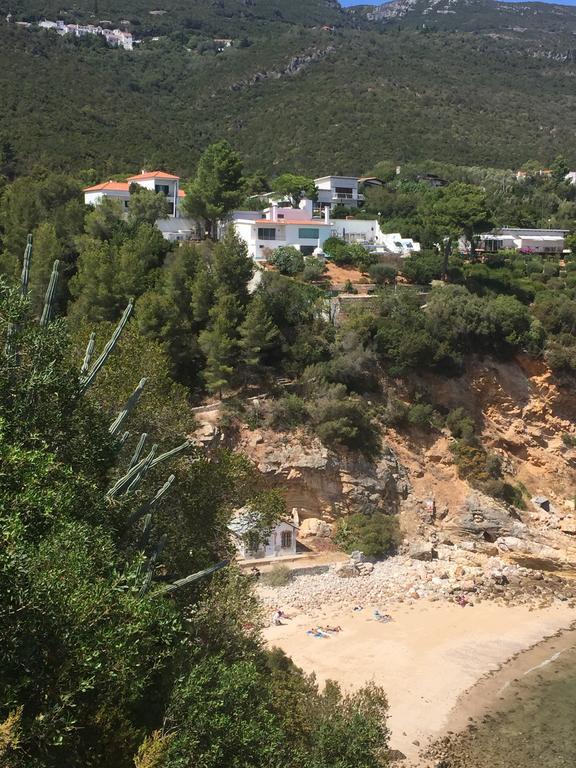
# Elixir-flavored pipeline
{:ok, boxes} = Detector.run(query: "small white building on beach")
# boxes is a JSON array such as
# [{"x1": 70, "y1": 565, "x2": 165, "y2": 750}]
[{"x1": 229, "y1": 508, "x2": 300, "y2": 560}]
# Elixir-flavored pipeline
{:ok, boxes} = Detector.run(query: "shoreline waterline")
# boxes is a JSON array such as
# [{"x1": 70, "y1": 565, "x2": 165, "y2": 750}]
[{"x1": 420, "y1": 622, "x2": 576, "y2": 767}]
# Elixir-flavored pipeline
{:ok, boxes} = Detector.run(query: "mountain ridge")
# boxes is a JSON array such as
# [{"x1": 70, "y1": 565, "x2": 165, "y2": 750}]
[{"x1": 2, "y1": 0, "x2": 576, "y2": 175}]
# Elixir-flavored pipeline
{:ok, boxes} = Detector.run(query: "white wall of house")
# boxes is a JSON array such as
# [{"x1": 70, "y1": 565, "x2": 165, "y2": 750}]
[
  {"x1": 233, "y1": 521, "x2": 298, "y2": 560},
  {"x1": 315, "y1": 175, "x2": 364, "y2": 209},
  {"x1": 84, "y1": 189, "x2": 130, "y2": 211}
]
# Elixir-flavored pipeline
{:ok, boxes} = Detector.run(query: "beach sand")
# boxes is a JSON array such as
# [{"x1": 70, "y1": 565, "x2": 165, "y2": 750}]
[{"x1": 262, "y1": 600, "x2": 575, "y2": 763}]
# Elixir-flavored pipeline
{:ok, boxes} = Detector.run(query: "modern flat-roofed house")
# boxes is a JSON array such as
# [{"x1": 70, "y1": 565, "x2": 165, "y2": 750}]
[
  {"x1": 478, "y1": 227, "x2": 569, "y2": 255},
  {"x1": 83, "y1": 170, "x2": 199, "y2": 242},
  {"x1": 330, "y1": 217, "x2": 420, "y2": 257},
  {"x1": 231, "y1": 203, "x2": 333, "y2": 261},
  {"x1": 314, "y1": 175, "x2": 365, "y2": 212}
]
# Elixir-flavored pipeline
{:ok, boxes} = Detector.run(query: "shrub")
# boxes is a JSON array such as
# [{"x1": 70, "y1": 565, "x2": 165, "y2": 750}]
[
  {"x1": 262, "y1": 565, "x2": 292, "y2": 587},
  {"x1": 406, "y1": 402, "x2": 437, "y2": 430},
  {"x1": 342, "y1": 280, "x2": 357, "y2": 294},
  {"x1": 482, "y1": 479, "x2": 525, "y2": 508},
  {"x1": 334, "y1": 513, "x2": 401, "y2": 559},
  {"x1": 445, "y1": 407, "x2": 475, "y2": 440},
  {"x1": 302, "y1": 255, "x2": 325, "y2": 283},
  {"x1": 379, "y1": 393, "x2": 409, "y2": 426},
  {"x1": 308, "y1": 385, "x2": 380, "y2": 456},
  {"x1": 368, "y1": 263, "x2": 397, "y2": 285},
  {"x1": 269, "y1": 246, "x2": 304, "y2": 276},
  {"x1": 268, "y1": 395, "x2": 308, "y2": 430}
]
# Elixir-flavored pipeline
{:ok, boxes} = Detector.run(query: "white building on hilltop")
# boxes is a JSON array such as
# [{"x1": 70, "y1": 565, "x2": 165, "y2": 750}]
[{"x1": 83, "y1": 170, "x2": 199, "y2": 242}]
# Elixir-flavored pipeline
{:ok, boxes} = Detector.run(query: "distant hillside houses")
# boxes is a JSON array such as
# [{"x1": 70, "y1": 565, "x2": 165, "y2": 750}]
[
  {"x1": 35, "y1": 19, "x2": 134, "y2": 49},
  {"x1": 84, "y1": 169, "x2": 420, "y2": 256},
  {"x1": 234, "y1": 174, "x2": 420, "y2": 261}
]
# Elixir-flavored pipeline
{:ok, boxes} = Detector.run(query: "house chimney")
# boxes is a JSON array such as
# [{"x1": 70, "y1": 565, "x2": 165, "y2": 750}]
[
  {"x1": 324, "y1": 206, "x2": 330, "y2": 224},
  {"x1": 271, "y1": 202, "x2": 278, "y2": 222}
]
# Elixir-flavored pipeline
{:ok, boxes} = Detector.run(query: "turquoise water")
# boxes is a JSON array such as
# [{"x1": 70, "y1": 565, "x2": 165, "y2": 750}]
[{"x1": 448, "y1": 643, "x2": 576, "y2": 767}]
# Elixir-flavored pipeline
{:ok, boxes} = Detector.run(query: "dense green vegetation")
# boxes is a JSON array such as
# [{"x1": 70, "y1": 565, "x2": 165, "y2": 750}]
[
  {"x1": 0, "y1": 264, "x2": 391, "y2": 766},
  {"x1": 4, "y1": 0, "x2": 576, "y2": 175}
]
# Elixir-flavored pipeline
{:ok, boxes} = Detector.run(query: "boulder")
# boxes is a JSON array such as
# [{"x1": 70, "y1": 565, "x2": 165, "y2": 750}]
[
  {"x1": 560, "y1": 516, "x2": 576, "y2": 535},
  {"x1": 299, "y1": 518, "x2": 333, "y2": 538},
  {"x1": 409, "y1": 542, "x2": 437, "y2": 561},
  {"x1": 334, "y1": 561, "x2": 359, "y2": 578},
  {"x1": 458, "y1": 493, "x2": 526, "y2": 542}
]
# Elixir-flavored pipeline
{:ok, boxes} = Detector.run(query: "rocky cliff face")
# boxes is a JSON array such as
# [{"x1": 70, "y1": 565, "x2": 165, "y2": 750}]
[{"x1": 193, "y1": 357, "x2": 576, "y2": 567}]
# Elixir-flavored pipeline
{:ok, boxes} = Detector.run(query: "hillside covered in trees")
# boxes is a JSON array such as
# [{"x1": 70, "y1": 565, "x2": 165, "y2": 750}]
[{"x1": 2, "y1": 0, "x2": 576, "y2": 175}]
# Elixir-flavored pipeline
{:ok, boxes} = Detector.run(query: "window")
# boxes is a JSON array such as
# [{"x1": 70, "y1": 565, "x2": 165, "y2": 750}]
[
  {"x1": 280, "y1": 530, "x2": 292, "y2": 549},
  {"x1": 258, "y1": 228, "x2": 276, "y2": 241},
  {"x1": 298, "y1": 228, "x2": 320, "y2": 240},
  {"x1": 155, "y1": 184, "x2": 170, "y2": 196}
]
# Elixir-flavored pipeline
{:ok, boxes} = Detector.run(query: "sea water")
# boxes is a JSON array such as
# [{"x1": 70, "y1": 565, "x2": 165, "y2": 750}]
[{"x1": 449, "y1": 641, "x2": 576, "y2": 767}]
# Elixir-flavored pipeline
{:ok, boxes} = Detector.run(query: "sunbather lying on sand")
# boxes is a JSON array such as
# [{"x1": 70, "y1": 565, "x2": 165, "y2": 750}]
[{"x1": 374, "y1": 610, "x2": 393, "y2": 623}]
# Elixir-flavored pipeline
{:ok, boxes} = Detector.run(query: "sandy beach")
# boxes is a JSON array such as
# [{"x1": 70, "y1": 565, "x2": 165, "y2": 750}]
[{"x1": 262, "y1": 600, "x2": 575, "y2": 763}]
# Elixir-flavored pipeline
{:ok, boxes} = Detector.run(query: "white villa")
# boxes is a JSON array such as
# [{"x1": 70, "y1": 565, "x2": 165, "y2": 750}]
[
  {"x1": 229, "y1": 200, "x2": 420, "y2": 261},
  {"x1": 83, "y1": 170, "x2": 200, "y2": 242},
  {"x1": 230, "y1": 203, "x2": 333, "y2": 261},
  {"x1": 478, "y1": 227, "x2": 569, "y2": 255},
  {"x1": 229, "y1": 509, "x2": 299, "y2": 560}
]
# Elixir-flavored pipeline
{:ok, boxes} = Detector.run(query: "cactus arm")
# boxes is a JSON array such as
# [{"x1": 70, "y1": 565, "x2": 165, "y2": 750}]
[
  {"x1": 125, "y1": 475, "x2": 175, "y2": 528},
  {"x1": 79, "y1": 299, "x2": 133, "y2": 393},
  {"x1": 106, "y1": 444, "x2": 158, "y2": 498},
  {"x1": 129, "y1": 433, "x2": 148, "y2": 469},
  {"x1": 39, "y1": 260, "x2": 60, "y2": 326},
  {"x1": 139, "y1": 512, "x2": 153, "y2": 548},
  {"x1": 109, "y1": 377, "x2": 147, "y2": 436},
  {"x1": 149, "y1": 440, "x2": 192, "y2": 470},
  {"x1": 139, "y1": 534, "x2": 168, "y2": 596},
  {"x1": 160, "y1": 560, "x2": 229, "y2": 596},
  {"x1": 80, "y1": 332, "x2": 96, "y2": 377},
  {"x1": 119, "y1": 430, "x2": 130, "y2": 447},
  {"x1": 21, "y1": 234, "x2": 32, "y2": 297}
]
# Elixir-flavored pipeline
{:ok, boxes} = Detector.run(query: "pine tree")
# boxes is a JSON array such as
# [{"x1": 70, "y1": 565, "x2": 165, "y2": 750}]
[
  {"x1": 183, "y1": 141, "x2": 244, "y2": 239},
  {"x1": 212, "y1": 225, "x2": 253, "y2": 306},
  {"x1": 137, "y1": 244, "x2": 202, "y2": 386},
  {"x1": 117, "y1": 223, "x2": 168, "y2": 298},
  {"x1": 238, "y1": 295, "x2": 279, "y2": 382},
  {"x1": 69, "y1": 239, "x2": 122, "y2": 322},
  {"x1": 190, "y1": 262, "x2": 215, "y2": 325},
  {"x1": 198, "y1": 292, "x2": 241, "y2": 397}
]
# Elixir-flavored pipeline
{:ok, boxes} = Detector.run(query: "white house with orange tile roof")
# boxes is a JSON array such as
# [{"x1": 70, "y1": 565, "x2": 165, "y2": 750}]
[{"x1": 83, "y1": 170, "x2": 199, "y2": 242}]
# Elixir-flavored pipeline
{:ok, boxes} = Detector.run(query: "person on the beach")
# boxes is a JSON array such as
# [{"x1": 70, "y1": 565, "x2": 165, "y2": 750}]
[{"x1": 272, "y1": 610, "x2": 283, "y2": 625}]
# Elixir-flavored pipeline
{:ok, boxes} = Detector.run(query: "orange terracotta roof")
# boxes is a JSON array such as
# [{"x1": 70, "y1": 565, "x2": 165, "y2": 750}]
[
  {"x1": 178, "y1": 189, "x2": 186, "y2": 198},
  {"x1": 84, "y1": 181, "x2": 130, "y2": 192},
  {"x1": 126, "y1": 170, "x2": 180, "y2": 181},
  {"x1": 255, "y1": 219, "x2": 330, "y2": 226}
]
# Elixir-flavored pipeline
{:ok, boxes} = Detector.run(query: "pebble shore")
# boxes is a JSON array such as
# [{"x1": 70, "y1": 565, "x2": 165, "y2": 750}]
[{"x1": 259, "y1": 547, "x2": 576, "y2": 616}]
